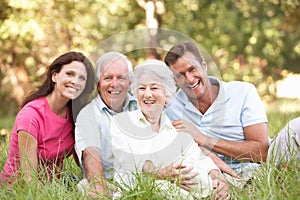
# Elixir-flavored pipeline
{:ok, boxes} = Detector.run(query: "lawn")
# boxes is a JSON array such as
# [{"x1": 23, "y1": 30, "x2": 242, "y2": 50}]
[{"x1": 0, "y1": 98, "x2": 299, "y2": 199}]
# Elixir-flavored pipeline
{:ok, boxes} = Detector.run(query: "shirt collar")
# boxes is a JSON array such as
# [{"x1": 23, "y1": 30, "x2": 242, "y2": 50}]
[
  {"x1": 136, "y1": 109, "x2": 173, "y2": 131},
  {"x1": 95, "y1": 93, "x2": 137, "y2": 115}
]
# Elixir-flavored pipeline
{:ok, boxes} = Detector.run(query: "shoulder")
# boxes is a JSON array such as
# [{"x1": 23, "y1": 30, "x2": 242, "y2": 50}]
[
  {"x1": 225, "y1": 81, "x2": 255, "y2": 90},
  {"x1": 223, "y1": 81, "x2": 258, "y2": 97},
  {"x1": 76, "y1": 98, "x2": 97, "y2": 123},
  {"x1": 18, "y1": 97, "x2": 46, "y2": 117}
]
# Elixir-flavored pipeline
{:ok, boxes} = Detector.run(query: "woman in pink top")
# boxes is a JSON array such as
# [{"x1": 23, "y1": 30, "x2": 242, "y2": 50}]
[{"x1": 0, "y1": 52, "x2": 94, "y2": 184}]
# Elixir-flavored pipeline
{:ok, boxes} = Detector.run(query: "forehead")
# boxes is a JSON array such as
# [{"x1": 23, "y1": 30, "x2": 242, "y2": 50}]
[
  {"x1": 170, "y1": 52, "x2": 199, "y2": 72},
  {"x1": 101, "y1": 58, "x2": 129, "y2": 75},
  {"x1": 62, "y1": 61, "x2": 86, "y2": 73},
  {"x1": 137, "y1": 72, "x2": 162, "y2": 84}
]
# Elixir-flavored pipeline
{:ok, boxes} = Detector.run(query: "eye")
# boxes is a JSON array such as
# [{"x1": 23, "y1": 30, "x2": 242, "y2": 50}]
[
  {"x1": 138, "y1": 86, "x2": 145, "y2": 90},
  {"x1": 175, "y1": 73, "x2": 183, "y2": 79},
  {"x1": 79, "y1": 75, "x2": 86, "y2": 81},
  {"x1": 189, "y1": 66, "x2": 197, "y2": 72},
  {"x1": 119, "y1": 75, "x2": 128, "y2": 80},
  {"x1": 104, "y1": 76, "x2": 112, "y2": 80}
]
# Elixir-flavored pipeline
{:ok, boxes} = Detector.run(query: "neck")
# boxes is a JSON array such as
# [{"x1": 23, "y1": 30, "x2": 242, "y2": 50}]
[
  {"x1": 192, "y1": 84, "x2": 219, "y2": 114},
  {"x1": 46, "y1": 93, "x2": 69, "y2": 118},
  {"x1": 145, "y1": 113, "x2": 161, "y2": 133}
]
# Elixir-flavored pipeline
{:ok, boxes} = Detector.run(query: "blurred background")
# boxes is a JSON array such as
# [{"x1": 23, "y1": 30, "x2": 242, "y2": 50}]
[{"x1": 0, "y1": 0, "x2": 299, "y2": 137}]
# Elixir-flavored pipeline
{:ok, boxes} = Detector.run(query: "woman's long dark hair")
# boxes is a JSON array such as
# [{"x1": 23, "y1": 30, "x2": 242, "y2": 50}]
[{"x1": 22, "y1": 51, "x2": 95, "y2": 121}]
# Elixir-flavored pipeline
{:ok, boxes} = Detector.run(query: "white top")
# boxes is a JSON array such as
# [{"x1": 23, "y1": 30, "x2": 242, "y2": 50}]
[{"x1": 111, "y1": 110, "x2": 219, "y2": 197}]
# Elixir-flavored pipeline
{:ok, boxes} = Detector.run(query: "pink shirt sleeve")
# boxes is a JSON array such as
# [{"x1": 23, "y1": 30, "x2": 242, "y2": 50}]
[{"x1": 15, "y1": 105, "x2": 40, "y2": 139}]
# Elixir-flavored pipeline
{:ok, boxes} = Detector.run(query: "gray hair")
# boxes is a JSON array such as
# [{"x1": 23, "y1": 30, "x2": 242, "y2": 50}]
[
  {"x1": 95, "y1": 51, "x2": 133, "y2": 84},
  {"x1": 132, "y1": 59, "x2": 177, "y2": 98}
]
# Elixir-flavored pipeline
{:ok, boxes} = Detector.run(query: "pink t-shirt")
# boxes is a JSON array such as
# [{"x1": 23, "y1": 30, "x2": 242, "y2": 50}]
[{"x1": 1, "y1": 97, "x2": 74, "y2": 183}]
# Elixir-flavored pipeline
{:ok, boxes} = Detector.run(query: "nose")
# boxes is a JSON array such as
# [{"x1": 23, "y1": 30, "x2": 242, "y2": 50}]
[
  {"x1": 71, "y1": 77, "x2": 80, "y2": 85},
  {"x1": 185, "y1": 72, "x2": 194, "y2": 83},
  {"x1": 110, "y1": 77, "x2": 118, "y2": 87},
  {"x1": 144, "y1": 87, "x2": 152, "y2": 98}
]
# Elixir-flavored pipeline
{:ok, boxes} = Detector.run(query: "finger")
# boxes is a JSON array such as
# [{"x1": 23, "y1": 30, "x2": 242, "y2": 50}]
[
  {"x1": 181, "y1": 179, "x2": 199, "y2": 185},
  {"x1": 220, "y1": 166, "x2": 239, "y2": 179},
  {"x1": 180, "y1": 171, "x2": 198, "y2": 182},
  {"x1": 172, "y1": 162, "x2": 187, "y2": 170},
  {"x1": 171, "y1": 120, "x2": 182, "y2": 125},
  {"x1": 178, "y1": 166, "x2": 194, "y2": 174},
  {"x1": 180, "y1": 184, "x2": 191, "y2": 191}
]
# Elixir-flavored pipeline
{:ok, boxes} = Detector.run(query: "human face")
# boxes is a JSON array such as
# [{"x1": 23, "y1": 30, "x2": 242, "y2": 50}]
[
  {"x1": 137, "y1": 73, "x2": 168, "y2": 122},
  {"x1": 97, "y1": 58, "x2": 130, "y2": 112},
  {"x1": 52, "y1": 61, "x2": 87, "y2": 100},
  {"x1": 170, "y1": 52, "x2": 209, "y2": 101}
]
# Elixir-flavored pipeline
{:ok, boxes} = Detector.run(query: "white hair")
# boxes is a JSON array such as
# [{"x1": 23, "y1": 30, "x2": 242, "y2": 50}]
[
  {"x1": 132, "y1": 59, "x2": 177, "y2": 98},
  {"x1": 95, "y1": 51, "x2": 133, "y2": 84}
]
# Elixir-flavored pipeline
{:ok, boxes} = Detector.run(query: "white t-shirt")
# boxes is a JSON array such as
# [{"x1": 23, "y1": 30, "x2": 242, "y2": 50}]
[{"x1": 111, "y1": 110, "x2": 219, "y2": 197}]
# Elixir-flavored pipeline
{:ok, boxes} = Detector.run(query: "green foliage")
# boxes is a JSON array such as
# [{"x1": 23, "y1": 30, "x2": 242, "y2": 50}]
[
  {"x1": 0, "y1": 106, "x2": 299, "y2": 199},
  {"x1": 0, "y1": 0, "x2": 299, "y2": 115}
]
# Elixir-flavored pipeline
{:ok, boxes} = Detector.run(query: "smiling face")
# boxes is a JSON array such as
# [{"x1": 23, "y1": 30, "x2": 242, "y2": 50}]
[
  {"x1": 52, "y1": 61, "x2": 87, "y2": 100},
  {"x1": 97, "y1": 58, "x2": 130, "y2": 112},
  {"x1": 136, "y1": 73, "x2": 168, "y2": 122},
  {"x1": 170, "y1": 51, "x2": 209, "y2": 101}
]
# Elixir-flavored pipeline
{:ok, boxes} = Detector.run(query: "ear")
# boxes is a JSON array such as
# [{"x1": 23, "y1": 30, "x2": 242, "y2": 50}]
[
  {"x1": 201, "y1": 61, "x2": 207, "y2": 72},
  {"x1": 97, "y1": 81, "x2": 101, "y2": 92},
  {"x1": 52, "y1": 72, "x2": 58, "y2": 83}
]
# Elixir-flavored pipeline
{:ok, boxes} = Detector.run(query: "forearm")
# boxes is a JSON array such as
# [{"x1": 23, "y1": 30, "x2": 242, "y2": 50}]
[
  {"x1": 82, "y1": 147, "x2": 107, "y2": 190},
  {"x1": 194, "y1": 132, "x2": 268, "y2": 162},
  {"x1": 18, "y1": 130, "x2": 38, "y2": 181}
]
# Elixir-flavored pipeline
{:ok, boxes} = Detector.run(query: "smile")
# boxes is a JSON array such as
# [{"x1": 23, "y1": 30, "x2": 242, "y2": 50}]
[
  {"x1": 109, "y1": 91, "x2": 121, "y2": 95},
  {"x1": 144, "y1": 100, "x2": 155, "y2": 104},
  {"x1": 66, "y1": 86, "x2": 79, "y2": 91},
  {"x1": 188, "y1": 80, "x2": 200, "y2": 89}
]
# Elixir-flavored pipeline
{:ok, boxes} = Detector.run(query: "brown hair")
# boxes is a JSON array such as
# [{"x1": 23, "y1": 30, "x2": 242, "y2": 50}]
[
  {"x1": 164, "y1": 40, "x2": 204, "y2": 66},
  {"x1": 22, "y1": 51, "x2": 95, "y2": 120}
]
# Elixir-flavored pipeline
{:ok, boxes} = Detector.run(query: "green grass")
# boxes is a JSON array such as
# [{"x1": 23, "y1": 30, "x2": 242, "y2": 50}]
[{"x1": 0, "y1": 99, "x2": 299, "y2": 199}]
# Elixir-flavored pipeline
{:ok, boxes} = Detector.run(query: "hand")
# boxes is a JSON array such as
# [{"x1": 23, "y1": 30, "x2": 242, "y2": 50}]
[
  {"x1": 143, "y1": 161, "x2": 199, "y2": 191},
  {"x1": 209, "y1": 170, "x2": 231, "y2": 200},
  {"x1": 87, "y1": 181, "x2": 109, "y2": 198},
  {"x1": 172, "y1": 120, "x2": 199, "y2": 137},
  {"x1": 172, "y1": 120, "x2": 207, "y2": 147},
  {"x1": 202, "y1": 148, "x2": 239, "y2": 178}
]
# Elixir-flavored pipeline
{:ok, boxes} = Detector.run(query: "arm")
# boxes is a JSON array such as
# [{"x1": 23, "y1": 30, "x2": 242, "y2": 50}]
[
  {"x1": 201, "y1": 147, "x2": 239, "y2": 178},
  {"x1": 195, "y1": 123, "x2": 269, "y2": 162},
  {"x1": 82, "y1": 146, "x2": 107, "y2": 197},
  {"x1": 173, "y1": 120, "x2": 269, "y2": 163},
  {"x1": 18, "y1": 130, "x2": 38, "y2": 182}
]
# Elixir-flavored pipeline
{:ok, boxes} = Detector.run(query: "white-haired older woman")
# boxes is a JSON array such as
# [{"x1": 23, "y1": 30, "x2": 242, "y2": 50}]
[{"x1": 110, "y1": 60, "x2": 230, "y2": 199}]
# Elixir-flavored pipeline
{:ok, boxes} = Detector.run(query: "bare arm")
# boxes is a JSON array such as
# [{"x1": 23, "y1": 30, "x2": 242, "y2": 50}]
[
  {"x1": 82, "y1": 146, "x2": 107, "y2": 197},
  {"x1": 18, "y1": 130, "x2": 38, "y2": 181},
  {"x1": 201, "y1": 147, "x2": 239, "y2": 178},
  {"x1": 195, "y1": 123, "x2": 269, "y2": 162},
  {"x1": 172, "y1": 120, "x2": 269, "y2": 163}
]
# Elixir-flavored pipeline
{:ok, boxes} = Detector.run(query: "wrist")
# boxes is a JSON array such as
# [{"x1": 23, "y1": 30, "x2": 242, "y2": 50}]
[{"x1": 194, "y1": 130, "x2": 205, "y2": 146}]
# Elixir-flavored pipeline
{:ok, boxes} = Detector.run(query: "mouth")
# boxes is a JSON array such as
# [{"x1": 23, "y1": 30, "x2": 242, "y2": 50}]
[
  {"x1": 188, "y1": 80, "x2": 200, "y2": 89},
  {"x1": 144, "y1": 100, "x2": 155, "y2": 105},
  {"x1": 66, "y1": 86, "x2": 79, "y2": 91},
  {"x1": 109, "y1": 91, "x2": 121, "y2": 95}
]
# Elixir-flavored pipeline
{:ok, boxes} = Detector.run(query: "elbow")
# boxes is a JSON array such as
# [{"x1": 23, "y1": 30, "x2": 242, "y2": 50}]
[{"x1": 257, "y1": 142, "x2": 269, "y2": 162}]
